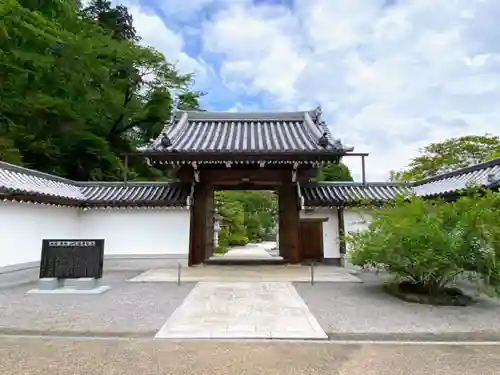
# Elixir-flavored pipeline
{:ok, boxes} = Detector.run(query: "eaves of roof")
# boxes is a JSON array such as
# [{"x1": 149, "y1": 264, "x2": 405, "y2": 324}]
[{"x1": 411, "y1": 158, "x2": 500, "y2": 197}]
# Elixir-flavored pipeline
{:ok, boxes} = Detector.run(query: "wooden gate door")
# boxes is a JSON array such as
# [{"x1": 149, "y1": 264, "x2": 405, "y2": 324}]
[{"x1": 299, "y1": 221, "x2": 324, "y2": 261}]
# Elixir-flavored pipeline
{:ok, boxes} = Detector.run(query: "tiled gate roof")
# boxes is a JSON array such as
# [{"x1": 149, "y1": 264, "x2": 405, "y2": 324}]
[{"x1": 147, "y1": 110, "x2": 354, "y2": 155}]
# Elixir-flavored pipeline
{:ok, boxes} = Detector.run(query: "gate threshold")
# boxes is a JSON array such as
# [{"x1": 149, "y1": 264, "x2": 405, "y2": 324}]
[{"x1": 203, "y1": 258, "x2": 287, "y2": 266}]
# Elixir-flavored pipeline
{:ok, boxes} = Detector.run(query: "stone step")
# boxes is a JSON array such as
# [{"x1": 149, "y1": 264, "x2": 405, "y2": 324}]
[{"x1": 204, "y1": 258, "x2": 287, "y2": 266}]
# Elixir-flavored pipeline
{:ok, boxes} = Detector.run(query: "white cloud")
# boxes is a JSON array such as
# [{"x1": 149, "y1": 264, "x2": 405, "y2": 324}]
[
  {"x1": 197, "y1": 0, "x2": 500, "y2": 181},
  {"x1": 204, "y1": 3, "x2": 308, "y2": 105},
  {"x1": 115, "y1": 0, "x2": 209, "y2": 85},
  {"x1": 159, "y1": 0, "x2": 240, "y2": 15},
  {"x1": 106, "y1": 0, "x2": 500, "y2": 181}
]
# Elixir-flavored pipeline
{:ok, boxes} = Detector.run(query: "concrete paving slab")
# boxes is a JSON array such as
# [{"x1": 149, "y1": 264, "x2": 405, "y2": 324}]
[
  {"x1": 155, "y1": 282, "x2": 327, "y2": 340},
  {"x1": 130, "y1": 265, "x2": 362, "y2": 283}
]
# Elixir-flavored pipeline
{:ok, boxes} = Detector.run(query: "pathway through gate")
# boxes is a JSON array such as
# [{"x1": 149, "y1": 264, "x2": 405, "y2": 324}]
[
  {"x1": 155, "y1": 281, "x2": 327, "y2": 340},
  {"x1": 142, "y1": 244, "x2": 361, "y2": 340}
]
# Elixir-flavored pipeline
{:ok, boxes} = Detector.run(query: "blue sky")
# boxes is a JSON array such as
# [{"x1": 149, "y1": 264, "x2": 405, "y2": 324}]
[{"x1": 111, "y1": 0, "x2": 500, "y2": 180}]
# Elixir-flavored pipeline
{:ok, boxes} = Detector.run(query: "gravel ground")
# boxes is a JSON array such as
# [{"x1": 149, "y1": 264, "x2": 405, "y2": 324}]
[
  {"x1": 295, "y1": 272, "x2": 500, "y2": 335},
  {"x1": 0, "y1": 271, "x2": 194, "y2": 335},
  {"x1": 1, "y1": 337, "x2": 500, "y2": 375},
  {"x1": 3, "y1": 266, "x2": 500, "y2": 338}
]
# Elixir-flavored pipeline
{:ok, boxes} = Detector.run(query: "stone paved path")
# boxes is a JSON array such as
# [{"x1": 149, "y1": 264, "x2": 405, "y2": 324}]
[
  {"x1": 217, "y1": 245, "x2": 274, "y2": 260},
  {"x1": 155, "y1": 282, "x2": 327, "y2": 339},
  {"x1": 222, "y1": 242, "x2": 277, "y2": 258},
  {"x1": 210, "y1": 241, "x2": 282, "y2": 260}
]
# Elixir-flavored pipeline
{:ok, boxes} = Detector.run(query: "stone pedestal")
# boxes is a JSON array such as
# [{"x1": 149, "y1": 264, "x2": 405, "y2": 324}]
[
  {"x1": 38, "y1": 278, "x2": 62, "y2": 290},
  {"x1": 27, "y1": 277, "x2": 110, "y2": 295},
  {"x1": 64, "y1": 277, "x2": 101, "y2": 290}
]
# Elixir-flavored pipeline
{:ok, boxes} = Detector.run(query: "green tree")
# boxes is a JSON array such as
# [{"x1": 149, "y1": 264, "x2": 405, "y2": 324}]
[
  {"x1": 216, "y1": 191, "x2": 249, "y2": 247},
  {"x1": 233, "y1": 190, "x2": 277, "y2": 242},
  {"x1": 388, "y1": 170, "x2": 403, "y2": 182},
  {"x1": 0, "y1": 137, "x2": 22, "y2": 164},
  {"x1": 215, "y1": 190, "x2": 278, "y2": 250},
  {"x1": 0, "y1": 0, "x2": 201, "y2": 181},
  {"x1": 391, "y1": 135, "x2": 500, "y2": 181},
  {"x1": 315, "y1": 162, "x2": 353, "y2": 181},
  {"x1": 347, "y1": 192, "x2": 500, "y2": 301},
  {"x1": 82, "y1": 0, "x2": 138, "y2": 41},
  {"x1": 177, "y1": 91, "x2": 205, "y2": 111},
  {"x1": 487, "y1": 150, "x2": 500, "y2": 160}
]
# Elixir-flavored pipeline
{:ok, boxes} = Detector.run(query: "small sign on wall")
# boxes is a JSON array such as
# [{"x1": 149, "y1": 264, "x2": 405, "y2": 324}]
[{"x1": 39, "y1": 239, "x2": 105, "y2": 279}]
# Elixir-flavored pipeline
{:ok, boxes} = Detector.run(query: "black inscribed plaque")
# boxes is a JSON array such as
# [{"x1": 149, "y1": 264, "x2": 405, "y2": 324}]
[{"x1": 39, "y1": 240, "x2": 105, "y2": 279}]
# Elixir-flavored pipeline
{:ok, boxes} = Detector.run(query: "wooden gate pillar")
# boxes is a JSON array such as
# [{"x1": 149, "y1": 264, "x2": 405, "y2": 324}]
[
  {"x1": 278, "y1": 183, "x2": 300, "y2": 263},
  {"x1": 188, "y1": 183, "x2": 213, "y2": 266}
]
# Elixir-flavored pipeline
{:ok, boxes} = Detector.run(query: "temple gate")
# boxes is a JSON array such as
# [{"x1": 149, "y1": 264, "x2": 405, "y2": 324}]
[{"x1": 126, "y1": 108, "x2": 362, "y2": 266}]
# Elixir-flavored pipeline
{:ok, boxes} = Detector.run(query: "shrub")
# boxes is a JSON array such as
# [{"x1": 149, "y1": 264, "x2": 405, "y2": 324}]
[
  {"x1": 213, "y1": 246, "x2": 226, "y2": 254},
  {"x1": 347, "y1": 192, "x2": 500, "y2": 298},
  {"x1": 229, "y1": 233, "x2": 249, "y2": 246}
]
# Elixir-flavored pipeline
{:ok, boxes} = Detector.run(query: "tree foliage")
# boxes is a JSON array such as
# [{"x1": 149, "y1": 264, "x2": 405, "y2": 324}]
[
  {"x1": 347, "y1": 193, "x2": 500, "y2": 297},
  {"x1": 81, "y1": 0, "x2": 138, "y2": 41},
  {"x1": 315, "y1": 162, "x2": 353, "y2": 182},
  {"x1": 0, "y1": 0, "x2": 201, "y2": 180},
  {"x1": 215, "y1": 190, "x2": 278, "y2": 251},
  {"x1": 390, "y1": 135, "x2": 500, "y2": 181},
  {"x1": 213, "y1": 162, "x2": 352, "y2": 250},
  {"x1": 0, "y1": 0, "x2": 354, "y2": 250}
]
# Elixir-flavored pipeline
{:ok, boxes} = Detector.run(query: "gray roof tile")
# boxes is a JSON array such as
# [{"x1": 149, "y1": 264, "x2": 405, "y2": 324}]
[
  {"x1": 80, "y1": 182, "x2": 189, "y2": 206},
  {"x1": 0, "y1": 162, "x2": 84, "y2": 200},
  {"x1": 148, "y1": 109, "x2": 353, "y2": 154},
  {"x1": 301, "y1": 182, "x2": 411, "y2": 206},
  {"x1": 412, "y1": 158, "x2": 500, "y2": 197},
  {"x1": 2, "y1": 157, "x2": 499, "y2": 207},
  {"x1": 0, "y1": 162, "x2": 189, "y2": 206}
]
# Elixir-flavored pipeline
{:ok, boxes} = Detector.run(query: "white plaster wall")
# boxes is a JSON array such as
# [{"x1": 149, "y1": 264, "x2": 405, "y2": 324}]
[
  {"x1": 0, "y1": 202, "x2": 79, "y2": 268},
  {"x1": 0, "y1": 203, "x2": 191, "y2": 269},
  {"x1": 343, "y1": 208, "x2": 373, "y2": 255},
  {"x1": 300, "y1": 208, "x2": 340, "y2": 259},
  {"x1": 343, "y1": 209, "x2": 372, "y2": 235},
  {"x1": 79, "y1": 208, "x2": 190, "y2": 257}
]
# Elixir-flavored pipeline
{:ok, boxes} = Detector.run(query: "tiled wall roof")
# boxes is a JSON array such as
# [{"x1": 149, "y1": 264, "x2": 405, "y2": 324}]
[
  {"x1": 411, "y1": 158, "x2": 500, "y2": 197},
  {"x1": 300, "y1": 158, "x2": 500, "y2": 205},
  {"x1": 1, "y1": 158, "x2": 499, "y2": 207},
  {"x1": 0, "y1": 162, "x2": 189, "y2": 207},
  {"x1": 0, "y1": 162, "x2": 84, "y2": 201},
  {"x1": 301, "y1": 182, "x2": 411, "y2": 206},
  {"x1": 80, "y1": 182, "x2": 189, "y2": 206}
]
